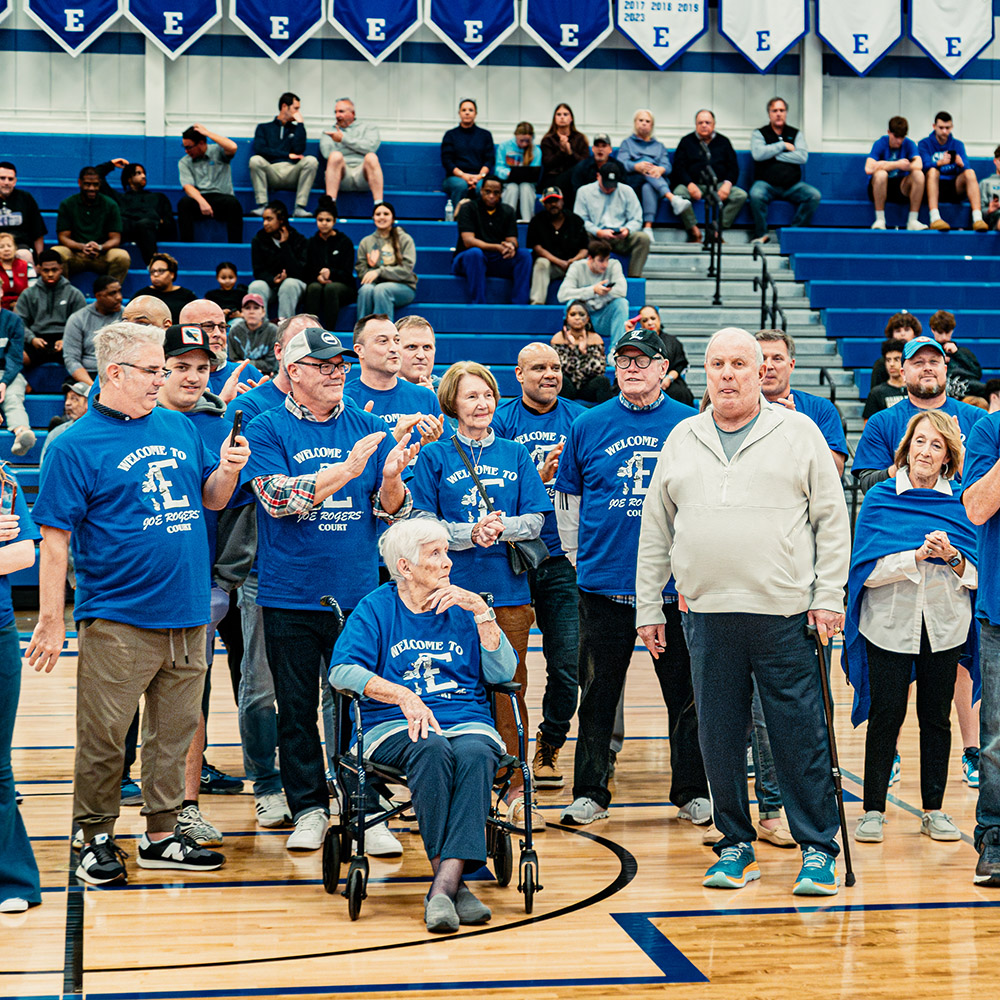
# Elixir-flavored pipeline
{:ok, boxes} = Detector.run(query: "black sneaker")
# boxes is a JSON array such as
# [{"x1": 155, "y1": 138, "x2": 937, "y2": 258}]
[
  {"x1": 76, "y1": 833, "x2": 128, "y2": 885},
  {"x1": 137, "y1": 831, "x2": 225, "y2": 871},
  {"x1": 200, "y1": 762, "x2": 244, "y2": 795},
  {"x1": 975, "y1": 829, "x2": 1000, "y2": 887}
]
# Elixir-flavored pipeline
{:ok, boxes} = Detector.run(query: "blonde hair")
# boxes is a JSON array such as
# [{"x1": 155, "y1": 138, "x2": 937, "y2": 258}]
[
  {"x1": 514, "y1": 121, "x2": 535, "y2": 165},
  {"x1": 893, "y1": 410, "x2": 964, "y2": 480},
  {"x1": 633, "y1": 108, "x2": 655, "y2": 131},
  {"x1": 437, "y1": 362, "x2": 499, "y2": 420}
]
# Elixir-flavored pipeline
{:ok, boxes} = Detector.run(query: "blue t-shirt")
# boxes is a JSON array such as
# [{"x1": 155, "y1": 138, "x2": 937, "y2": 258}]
[
  {"x1": 852, "y1": 396, "x2": 985, "y2": 480},
  {"x1": 408, "y1": 435, "x2": 552, "y2": 607},
  {"x1": 343, "y1": 377, "x2": 441, "y2": 436},
  {"x1": 0, "y1": 470, "x2": 40, "y2": 629},
  {"x1": 225, "y1": 378, "x2": 286, "y2": 425},
  {"x1": 789, "y1": 389, "x2": 848, "y2": 457},
  {"x1": 330, "y1": 582, "x2": 495, "y2": 733},
  {"x1": 242, "y1": 401, "x2": 396, "y2": 611},
  {"x1": 962, "y1": 412, "x2": 1000, "y2": 624},
  {"x1": 209, "y1": 359, "x2": 263, "y2": 398},
  {"x1": 186, "y1": 408, "x2": 230, "y2": 573},
  {"x1": 491, "y1": 396, "x2": 585, "y2": 558},
  {"x1": 917, "y1": 132, "x2": 969, "y2": 181},
  {"x1": 32, "y1": 406, "x2": 218, "y2": 627},
  {"x1": 554, "y1": 394, "x2": 695, "y2": 596},
  {"x1": 867, "y1": 135, "x2": 919, "y2": 179}
]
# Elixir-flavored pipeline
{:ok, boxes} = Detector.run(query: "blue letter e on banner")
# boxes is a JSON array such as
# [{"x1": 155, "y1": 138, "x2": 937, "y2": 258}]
[
  {"x1": 24, "y1": 0, "x2": 123, "y2": 57},
  {"x1": 124, "y1": 0, "x2": 222, "y2": 59},
  {"x1": 329, "y1": 0, "x2": 422, "y2": 65}
]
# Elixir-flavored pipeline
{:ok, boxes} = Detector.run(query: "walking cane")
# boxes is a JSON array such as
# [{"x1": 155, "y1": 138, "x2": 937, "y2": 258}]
[{"x1": 810, "y1": 623, "x2": 856, "y2": 887}]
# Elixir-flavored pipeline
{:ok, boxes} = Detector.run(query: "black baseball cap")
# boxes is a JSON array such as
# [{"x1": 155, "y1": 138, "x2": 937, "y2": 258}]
[
  {"x1": 593, "y1": 133, "x2": 612, "y2": 146},
  {"x1": 284, "y1": 328, "x2": 358, "y2": 365},
  {"x1": 614, "y1": 328, "x2": 665, "y2": 359},
  {"x1": 164, "y1": 324, "x2": 220, "y2": 360},
  {"x1": 599, "y1": 162, "x2": 620, "y2": 188}
]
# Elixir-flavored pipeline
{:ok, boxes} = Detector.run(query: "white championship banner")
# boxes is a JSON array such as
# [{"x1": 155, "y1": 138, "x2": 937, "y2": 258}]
[
  {"x1": 616, "y1": 0, "x2": 708, "y2": 70},
  {"x1": 816, "y1": 0, "x2": 902, "y2": 76},
  {"x1": 910, "y1": 0, "x2": 994, "y2": 78},
  {"x1": 718, "y1": 0, "x2": 808, "y2": 73}
]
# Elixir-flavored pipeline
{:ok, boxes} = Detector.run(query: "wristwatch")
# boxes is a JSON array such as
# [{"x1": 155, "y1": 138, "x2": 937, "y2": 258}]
[
  {"x1": 474, "y1": 606, "x2": 497, "y2": 624},
  {"x1": 948, "y1": 553, "x2": 963, "y2": 567}
]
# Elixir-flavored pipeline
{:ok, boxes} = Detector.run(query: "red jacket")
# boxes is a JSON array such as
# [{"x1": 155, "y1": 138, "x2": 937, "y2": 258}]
[{"x1": 0, "y1": 259, "x2": 29, "y2": 311}]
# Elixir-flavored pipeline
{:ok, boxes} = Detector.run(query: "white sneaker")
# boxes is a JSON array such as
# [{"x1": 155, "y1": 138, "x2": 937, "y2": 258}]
[
  {"x1": 255, "y1": 792, "x2": 292, "y2": 828},
  {"x1": 359, "y1": 821, "x2": 403, "y2": 857},
  {"x1": 670, "y1": 195, "x2": 692, "y2": 216},
  {"x1": 921, "y1": 810, "x2": 961, "y2": 842},
  {"x1": 175, "y1": 804, "x2": 223, "y2": 847},
  {"x1": 286, "y1": 808, "x2": 328, "y2": 851},
  {"x1": 559, "y1": 796, "x2": 609, "y2": 825},
  {"x1": 0, "y1": 897, "x2": 29, "y2": 913},
  {"x1": 906, "y1": 219, "x2": 929, "y2": 231},
  {"x1": 677, "y1": 797, "x2": 712, "y2": 825},
  {"x1": 870, "y1": 219, "x2": 886, "y2": 230}
]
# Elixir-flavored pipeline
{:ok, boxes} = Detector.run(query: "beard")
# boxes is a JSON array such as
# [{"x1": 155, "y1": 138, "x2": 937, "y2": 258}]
[{"x1": 907, "y1": 379, "x2": 945, "y2": 399}]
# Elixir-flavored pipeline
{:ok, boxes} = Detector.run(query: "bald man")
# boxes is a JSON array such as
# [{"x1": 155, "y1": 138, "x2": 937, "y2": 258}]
[
  {"x1": 179, "y1": 299, "x2": 263, "y2": 404},
  {"x1": 492, "y1": 343, "x2": 586, "y2": 788},
  {"x1": 123, "y1": 294, "x2": 172, "y2": 329}
]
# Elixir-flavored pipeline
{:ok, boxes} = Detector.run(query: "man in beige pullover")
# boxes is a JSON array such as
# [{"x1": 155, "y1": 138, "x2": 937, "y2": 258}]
[{"x1": 635, "y1": 327, "x2": 850, "y2": 897}]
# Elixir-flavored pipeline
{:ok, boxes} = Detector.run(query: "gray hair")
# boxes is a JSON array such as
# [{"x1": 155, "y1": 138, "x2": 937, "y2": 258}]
[
  {"x1": 379, "y1": 519, "x2": 449, "y2": 583},
  {"x1": 695, "y1": 108, "x2": 715, "y2": 123},
  {"x1": 335, "y1": 97, "x2": 355, "y2": 110},
  {"x1": 633, "y1": 108, "x2": 655, "y2": 130},
  {"x1": 705, "y1": 327, "x2": 763, "y2": 367},
  {"x1": 94, "y1": 322, "x2": 165, "y2": 378},
  {"x1": 755, "y1": 329, "x2": 796, "y2": 359}
]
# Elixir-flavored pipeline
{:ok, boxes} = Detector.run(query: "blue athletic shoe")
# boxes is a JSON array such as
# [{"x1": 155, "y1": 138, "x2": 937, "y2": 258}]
[
  {"x1": 120, "y1": 776, "x2": 143, "y2": 806},
  {"x1": 888, "y1": 752, "x2": 900, "y2": 787},
  {"x1": 200, "y1": 762, "x2": 243, "y2": 795},
  {"x1": 703, "y1": 843, "x2": 760, "y2": 889},
  {"x1": 963, "y1": 747, "x2": 980, "y2": 788},
  {"x1": 793, "y1": 848, "x2": 839, "y2": 896}
]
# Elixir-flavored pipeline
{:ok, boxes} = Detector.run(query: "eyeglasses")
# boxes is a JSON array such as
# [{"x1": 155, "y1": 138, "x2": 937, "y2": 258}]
[
  {"x1": 148, "y1": 267, "x2": 170, "y2": 275},
  {"x1": 294, "y1": 360, "x2": 351, "y2": 376},
  {"x1": 614, "y1": 354, "x2": 657, "y2": 369},
  {"x1": 119, "y1": 362, "x2": 170, "y2": 378},
  {"x1": 192, "y1": 321, "x2": 227, "y2": 332}
]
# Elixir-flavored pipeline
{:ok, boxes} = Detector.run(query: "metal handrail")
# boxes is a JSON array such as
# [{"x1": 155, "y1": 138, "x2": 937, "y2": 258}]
[
  {"x1": 818, "y1": 366, "x2": 837, "y2": 407},
  {"x1": 701, "y1": 176, "x2": 723, "y2": 305},
  {"x1": 752, "y1": 242, "x2": 782, "y2": 330}
]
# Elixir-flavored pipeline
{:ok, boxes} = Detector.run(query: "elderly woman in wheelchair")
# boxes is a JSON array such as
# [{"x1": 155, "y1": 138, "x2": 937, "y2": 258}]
[{"x1": 328, "y1": 518, "x2": 520, "y2": 933}]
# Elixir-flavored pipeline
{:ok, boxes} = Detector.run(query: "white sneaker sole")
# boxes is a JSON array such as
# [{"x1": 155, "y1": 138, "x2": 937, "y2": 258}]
[
  {"x1": 136, "y1": 857, "x2": 224, "y2": 871},
  {"x1": 560, "y1": 808, "x2": 609, "y2": 825}
]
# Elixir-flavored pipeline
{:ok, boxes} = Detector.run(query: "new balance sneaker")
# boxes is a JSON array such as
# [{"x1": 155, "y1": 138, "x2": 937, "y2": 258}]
[
  {"x1": 963, "y1": 747, "x2": 980, "y2": 788},
  {"x1": 120, "y1": 776, "x2": 143, "y2": 806},
  {"x1": 678, "y1": 797, "x2": 712, "y2": 825},
  {"x1": 359, "y1": 822, "x2": 403, "y2": 857},
  {"x1": 71, "y1": 828, "x2": 84, "y2": 850},
  {"x1": 200, "y1": 762, "x2": 243, "y2": 795},
  {"x1": 703, "y1": 843, "x2": 759, "y2": 889},
  {"x1": 855, "y1": 811, "x2": 886, "y2": 843},
  {"x1": 560, "y1": 796, "x2": 609, "y2": 826},
  {"x1": 974, "y1": 829, "x2": 1000, "y2": 886},
  {"x1": 888, "y1": 752, "x2": 901, "y2": 787},
  {"x1": 793, "y1": 848, "x2": 838, "y2": 896},
  {"x1": 532, "y1": 735, "x2": 564, "y2": 788},
  {"x1": 286, "y1": 808, "x2": 328, "y2": 851},
  {"x1": 175, "y1": 805, "x2": 223, "y2": 847},
  {"x1": 76, "y1": 833, "x2": 128, "y2": 885},
  {"x1": 137, "y1": 831, "x2": 224, "y2": 871},
  {"x1": 255, "y1": 792, "x2": 292, "y2": 828},
  {"x1": 921, "y1": 810, "x2": 961, "y2": 841}
]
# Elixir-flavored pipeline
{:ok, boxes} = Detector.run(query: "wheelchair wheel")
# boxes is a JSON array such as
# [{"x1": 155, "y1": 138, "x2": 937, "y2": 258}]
[
  {"x1": 346, "y1": 865, "x2": 365, "y2": 921},
  {"x1": 322, "y1": 826, "x2": 341, "y2": 894},
  {"x1": 493, "y1": 831, "x2": 513, "y2": 887},
  {"x1": 522, "y1": 863, "x2": 535, "y2": 915}
]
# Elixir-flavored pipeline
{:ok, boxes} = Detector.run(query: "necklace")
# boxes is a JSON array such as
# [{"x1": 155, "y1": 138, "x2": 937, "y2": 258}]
[{"x1": 470, "y1": 438, "x2": 485, "y2": 469}]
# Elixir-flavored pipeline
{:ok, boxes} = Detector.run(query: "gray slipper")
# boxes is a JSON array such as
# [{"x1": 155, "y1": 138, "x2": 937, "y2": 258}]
[
  {"x1": 424, "y1": 893, "x2": 459, "y2": 933},
  {"x1": 454, "y1": 885, "x2": 491, "y2": 925},
  {"x1": 11, "y1": 429, "x2": 35, "y2": 457}
]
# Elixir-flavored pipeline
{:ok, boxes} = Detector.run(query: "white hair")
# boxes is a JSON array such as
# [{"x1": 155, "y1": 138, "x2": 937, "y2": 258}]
[
  {"x1": 94, "y1": 322, "x2": 165, "y2": 378},
  {"x1": 379, "y1": 519, "x2": 449, "y2": 583},
  {"x1": 633, "y1": 108, "x2": 655, "y2": 130},
  {"x1": 704, "y1": 327, "x2": 763, "y2": 367}
]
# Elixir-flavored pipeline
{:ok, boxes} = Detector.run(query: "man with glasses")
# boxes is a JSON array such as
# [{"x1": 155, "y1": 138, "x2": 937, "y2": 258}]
[
  {"x1": 554, "y1": 329, "x2": 708, "y2": 827},
  {"x1": 241, "y1": 327, "x2": 418, "y2": 851},
  {"x1": 132, "y1": 253, "x2": 197, "y2": 323},
  {"x1": 178, "y1": 125, "x2": 243, "y2": 245},
  {"x1": 178, "y1": 300, "x2": 263, "y2": 404},
  {"x1": 27, "y1": 321, "x2": 250, "y2": 885}
]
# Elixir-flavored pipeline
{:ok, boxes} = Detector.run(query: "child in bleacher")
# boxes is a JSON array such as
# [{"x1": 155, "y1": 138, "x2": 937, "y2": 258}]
[{"x1": 205, "y1": 261, "x2": 247, "y2": 321}]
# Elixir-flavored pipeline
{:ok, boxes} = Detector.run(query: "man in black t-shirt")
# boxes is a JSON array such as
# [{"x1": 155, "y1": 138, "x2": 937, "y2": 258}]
[
  {"x1": 527, "y1": 186, "x2": 588, "y2": 305},
  {"x1": 452, "y1": 175, "x2": 532, "y2": 304},
  {"x1": 0, "y1": 161, "x2": 47, "y2": 262}
]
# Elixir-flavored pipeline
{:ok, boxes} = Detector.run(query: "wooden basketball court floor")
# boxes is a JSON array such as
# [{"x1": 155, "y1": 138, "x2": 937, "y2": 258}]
[{"x1": 4, "y1": 617, "x2": 998, "y2": 1000}]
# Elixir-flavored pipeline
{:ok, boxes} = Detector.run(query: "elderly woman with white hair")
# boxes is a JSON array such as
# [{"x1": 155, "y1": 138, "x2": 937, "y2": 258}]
[
  {"x1": 328, "y1": 518, "x2": 516, "y2": 934},
  {"x1": 617, "y1": 109, "x2": 690, "y2": 228}
]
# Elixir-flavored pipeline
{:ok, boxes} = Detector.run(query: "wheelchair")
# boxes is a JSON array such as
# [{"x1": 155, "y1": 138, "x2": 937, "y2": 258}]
[{"x1": 319, "y1": 596, "x2": 542, "y2": 921}]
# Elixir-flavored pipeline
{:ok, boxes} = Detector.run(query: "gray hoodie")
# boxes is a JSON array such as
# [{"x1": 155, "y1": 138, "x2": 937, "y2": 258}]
[{"x1": 15, "y1": 275, "x2": 86, "y2": 343}]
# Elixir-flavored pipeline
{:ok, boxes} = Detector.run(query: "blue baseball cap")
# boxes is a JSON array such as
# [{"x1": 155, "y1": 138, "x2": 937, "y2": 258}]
[{"x1": 902, "y1": 336, "x2": 946, "y2": 362}]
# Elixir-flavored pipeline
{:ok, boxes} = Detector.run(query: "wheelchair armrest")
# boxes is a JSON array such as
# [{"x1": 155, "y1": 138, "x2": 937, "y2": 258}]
[{"x1": 486, "y1": 680, "x2": 522, "y2": 694}]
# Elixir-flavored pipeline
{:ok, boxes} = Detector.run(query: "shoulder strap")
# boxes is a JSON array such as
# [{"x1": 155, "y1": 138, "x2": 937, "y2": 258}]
[{"x1": 451, "y1": 435, "x2": 495, "y2": 514}]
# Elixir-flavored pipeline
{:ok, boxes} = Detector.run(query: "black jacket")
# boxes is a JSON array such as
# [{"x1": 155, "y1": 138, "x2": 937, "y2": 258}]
[
  {"x1": 251, "y1": 227, "x2": 308, "y2": 286},
  {"x1": 305, "y1": 231, "x2": 356, "y2": 286},
  {"x1": 670, "y1": 132, "x2": 741, "y2": 189}
]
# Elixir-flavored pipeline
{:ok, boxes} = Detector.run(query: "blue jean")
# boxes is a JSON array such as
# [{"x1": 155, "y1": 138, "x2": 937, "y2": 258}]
[
  {"x1": 527, "y1": 555, "x2": 579, "y2": 748},
  {"x1": 975, "y1": 621, "x2": 1000, "y2": 849},
  {"x1": 237, "y1": 574, "x2": 281, "y2": 797},
  {"x1": 372, "y1": 731, "x2": 500, "y2": 868},
  {"x1": 452, "y1": 247, "x2": 532, "y2": 305},
  {"x1": 751, "y1": 682, "x2": 783, "y2": 818},
  {"x1": 248, "y1": 277, "x2": 306, "y2": 320},
  {"x1": 590, "y1": 297, "x2": 630, "y2": 354},
  {"x1": 748, "y1": 180, "x2": 822, "y2": 238},
  {"x1": 356, "y1": 281, "x2": 415, "y2": 320},
  {"x1": 261, "y1": 606, "x2": 345, "y2": 821},
  {"x1": 684, "y1": 611, "x2": 840, "y2": 857},
  {"x1": 442, "y1": 175, "x2": 483, "y2": 208},
  {"x1": 625, "y1": 172, "x2": 673, "y2": 224},
  {"x1": 0, "y1": 621, "x2": 40, "y2": 906}
]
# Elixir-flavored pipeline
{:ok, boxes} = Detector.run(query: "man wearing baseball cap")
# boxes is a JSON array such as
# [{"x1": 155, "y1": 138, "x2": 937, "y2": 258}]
[
  {"x1": 574, "y1": 161, "x2": 651, "y2": 277},
  {"x1": 570, "y1": 133, "x2": 625, "y2": 200},
  {"x1": 241, "y1": 327, "x2": 419, "y2": 851},
  {"x1": 853, "y1": 336, "x2": 987, "y2": 494},
  {"x1": 554, "y1": 328, "x2": 707, "y2": 827},
  {"x1": 229, "y1": 292, "x2": 279, "y2": 377},
  {"x1": 526, "y1": 186, "x2": 588, "y2": 305}
]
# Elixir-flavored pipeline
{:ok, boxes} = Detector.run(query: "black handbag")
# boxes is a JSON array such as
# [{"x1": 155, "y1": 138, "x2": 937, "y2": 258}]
[{"x1": 451, "y1": 436, "x2": 550, "y2": 575}]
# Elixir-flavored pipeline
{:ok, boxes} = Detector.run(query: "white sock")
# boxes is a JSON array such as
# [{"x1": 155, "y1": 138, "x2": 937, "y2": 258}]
[
  {"x1": 908, "y1": 211, "x2": 920, "y2": 223},
  {"x1": 973, "y1": 209, "x2": 984, "y2": 222},
  {"x1": 874, "y1": 210, "x2": 885, "y2": 223},
  {"x1": 929, "y1": 208, "x2": 941, "y2": 222}
]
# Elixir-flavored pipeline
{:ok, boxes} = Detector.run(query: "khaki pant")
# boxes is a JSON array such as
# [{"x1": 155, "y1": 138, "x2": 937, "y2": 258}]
[
  {"x1": 74, "y1": 619, "x2": 207, "y2": 840},
  {"x1": 52, "y1": 245, "x2": 130, "y2": 283},
  {"x1": 249, "y1": 155, "x2": 319, "y2": 209},
  {"x1": 530, "y1": 258, "x2": 569, "y2": 305},
  {"x1": 608, "y1": 230, "x2": 651, "y2": 277}
]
